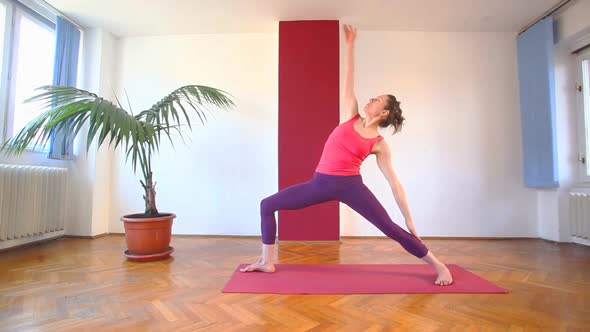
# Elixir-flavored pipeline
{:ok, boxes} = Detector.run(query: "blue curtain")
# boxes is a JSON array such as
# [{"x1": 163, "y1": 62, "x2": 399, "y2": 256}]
[
  {"x1": 48, "y1": 16, "x2": 80, "y2": 160},
  {"x1": 516, "y1": 16, "x2": 558, "y2": 188}
]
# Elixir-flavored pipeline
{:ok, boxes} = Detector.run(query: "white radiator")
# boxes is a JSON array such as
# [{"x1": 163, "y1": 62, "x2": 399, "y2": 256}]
[
  {"x1": 569, "y1": 192, "x2": 590, "y2": 240},
  {"x1": 0, "y1": 164, "x2": 68, "y2": 248}
]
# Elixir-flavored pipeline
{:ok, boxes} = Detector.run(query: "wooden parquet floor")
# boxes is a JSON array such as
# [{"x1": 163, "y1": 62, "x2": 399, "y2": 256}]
[{"x1": 0, "y1": 235, "x2": 589, "y2": 331}]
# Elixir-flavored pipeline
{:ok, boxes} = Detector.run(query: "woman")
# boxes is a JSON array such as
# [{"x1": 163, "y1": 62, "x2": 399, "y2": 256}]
[{"x1": 241, "y1": 25, "x2": 453, "y2": 286}]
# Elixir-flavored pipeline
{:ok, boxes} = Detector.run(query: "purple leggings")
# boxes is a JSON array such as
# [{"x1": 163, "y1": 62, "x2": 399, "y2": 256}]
[{"x1": 260, "y1": 172, "x2": 429, "y2": 258}]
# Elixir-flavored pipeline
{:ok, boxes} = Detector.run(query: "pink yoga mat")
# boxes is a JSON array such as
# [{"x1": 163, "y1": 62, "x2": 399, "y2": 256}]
[{"x1": 223, "y1": 264, "x2": 509, "y2": 294}]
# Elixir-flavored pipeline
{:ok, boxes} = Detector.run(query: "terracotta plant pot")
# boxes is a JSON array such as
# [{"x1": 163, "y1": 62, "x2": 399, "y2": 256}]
[{"x1": 121, "y1": 213, "x2": 176, "y2": 262}]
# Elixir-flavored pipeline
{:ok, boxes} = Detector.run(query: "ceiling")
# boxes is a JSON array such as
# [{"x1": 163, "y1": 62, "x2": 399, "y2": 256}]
[{"x1": 45, "y1": 0, "x2": 563, "y2": 37}]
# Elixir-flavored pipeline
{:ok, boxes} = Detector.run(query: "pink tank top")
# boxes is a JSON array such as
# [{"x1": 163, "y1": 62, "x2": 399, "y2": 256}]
[{"x1": 315, "y1": 114, "x2": 383, "y2": 175}]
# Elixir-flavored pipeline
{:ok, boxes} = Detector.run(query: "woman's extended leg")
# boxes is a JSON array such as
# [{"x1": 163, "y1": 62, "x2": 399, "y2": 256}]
[{"x1": 339, "y1": 181, "x2": 453, "y2": 285}]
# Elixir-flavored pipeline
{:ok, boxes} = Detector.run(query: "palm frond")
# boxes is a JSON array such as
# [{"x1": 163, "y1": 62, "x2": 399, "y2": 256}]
[{"x1": 135, "y1": 85, "x2": 235, "y2": 141}]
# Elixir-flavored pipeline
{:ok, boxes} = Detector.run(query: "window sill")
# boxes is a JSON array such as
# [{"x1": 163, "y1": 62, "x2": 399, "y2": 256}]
[
  {"x1": 570, "y1": 183, "x2": 590, "y2": 193},
  {"x1": 23, "y1": 147, "x2": 49, "y2": 155}
]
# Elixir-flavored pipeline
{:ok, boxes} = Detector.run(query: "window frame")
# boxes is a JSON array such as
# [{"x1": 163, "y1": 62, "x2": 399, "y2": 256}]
[
  {"x1": 576, "y1": 48, "x2": 590, "y2": 184},
  {"x1": 0, "y1": 0, "x2": 56, "y2": 152},
  {"x1": 0, "y1": 0, "x2": 14, "y2": 145}
]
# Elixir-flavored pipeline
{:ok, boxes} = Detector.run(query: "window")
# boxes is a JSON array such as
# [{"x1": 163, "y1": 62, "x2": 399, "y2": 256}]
[
  {"x1": 577, "y1": 48, "x2": 590, "y2": 183},
  {"x1": 0, "y1": 4, "x2": 5, "y2": 70},
  {"x1": 0, "y1": 0, "x2": 56, "y2": 152}
]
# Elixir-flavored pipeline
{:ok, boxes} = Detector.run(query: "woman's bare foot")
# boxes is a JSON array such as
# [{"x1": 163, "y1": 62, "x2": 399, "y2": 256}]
[
  {"x1": 240, "y1": 258, "x2": 276, "y2": 273},
  {"x1": 240, "y1": 244, "x2": 277, "y2": 273},
  {"x1": 420, "y1": 250, "x2": 454, "y2": 286},
  {"x1": 434, "y1": 264, "x2": 453, "y2": 286}
]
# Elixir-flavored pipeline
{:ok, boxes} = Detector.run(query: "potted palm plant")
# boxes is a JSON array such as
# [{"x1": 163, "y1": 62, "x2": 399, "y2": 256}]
[{"x1": 0, "y1": 85, "x2": 235, "y2": 261}]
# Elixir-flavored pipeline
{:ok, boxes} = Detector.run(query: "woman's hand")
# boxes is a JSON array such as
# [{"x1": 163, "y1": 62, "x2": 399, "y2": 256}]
[
  {"x1": 343, "y1": 24, "x2": 357, "y2": 44},
  {"x1": 405, "y1": 220, "x2": 422, "y2": 241}
]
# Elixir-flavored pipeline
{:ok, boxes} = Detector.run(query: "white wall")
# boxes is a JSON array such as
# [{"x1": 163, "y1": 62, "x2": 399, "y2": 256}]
[
  {"x1": 340, "y1": 31, "x2": 538, "y2": 237},
  {"x1": 110, "y1": 33, "x2": 278, "y2": 235},
  {"x1": 88, "y1": 29, "x2": 117, "y2": 236},
  {"x1": 539, "y1": 0, "x2": 590, "y2": 242},
  {"x1": 4, "y1": 6, "x2": 587, "y2": 242},
  {"x1": 555, "y1": 0, "x2": 590, "y2": 43},
  {"x1": 111, "y1": 30, "x2": 540, "y2": 238},
  {"x1": 93, "y1": 0, "x2": 590, "y2": 241},
  {"x1": 65, "y1": 28, "x2": 117, "y2": 236},
  {"x1": 3, "y1": 24, "x2": 560, "y2": 240}
]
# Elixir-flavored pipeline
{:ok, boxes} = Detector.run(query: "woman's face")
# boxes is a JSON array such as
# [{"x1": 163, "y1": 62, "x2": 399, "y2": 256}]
[{"x1": 364, "y1": 95, "x2": 388, "y2": 118}]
